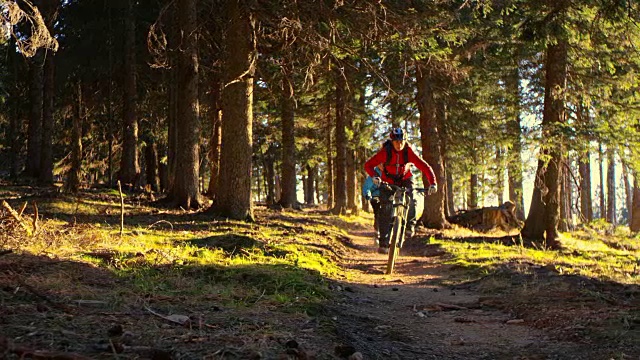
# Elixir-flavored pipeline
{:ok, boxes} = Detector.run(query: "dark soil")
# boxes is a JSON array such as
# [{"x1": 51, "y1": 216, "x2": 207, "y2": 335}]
[{"x1": 1, "y1": 192, "x2": 639, "y2": 359}]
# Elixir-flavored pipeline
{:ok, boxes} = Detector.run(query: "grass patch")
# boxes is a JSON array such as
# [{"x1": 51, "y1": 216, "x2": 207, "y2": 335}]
[
  {"x1": 431, "y1": 227, "x2": 640, "y2": 285},
  {"x1": 2, "y1": 195, "x2": 354, "y2": 315}
]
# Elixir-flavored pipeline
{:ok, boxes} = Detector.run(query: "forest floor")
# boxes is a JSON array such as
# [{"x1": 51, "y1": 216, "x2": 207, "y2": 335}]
[{"x1": 1, "y1": 183, "x2": 639, "y2": 359}]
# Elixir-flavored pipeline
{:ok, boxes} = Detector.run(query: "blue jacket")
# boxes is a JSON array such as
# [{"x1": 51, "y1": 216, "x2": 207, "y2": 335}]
[{"x1": 362, "y1": 167, "x2": 382, "y2": 200}]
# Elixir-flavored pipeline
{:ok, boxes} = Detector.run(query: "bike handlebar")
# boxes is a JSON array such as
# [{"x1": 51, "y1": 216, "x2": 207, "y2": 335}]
[{"x1": 380, "y1": 182, "x2": 426, "y2": 193}]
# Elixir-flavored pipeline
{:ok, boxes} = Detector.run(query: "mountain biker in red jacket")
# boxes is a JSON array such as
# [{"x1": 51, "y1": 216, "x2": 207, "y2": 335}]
[{"x1": 364, "y1": 127, "x2": 437, "y2": 254}]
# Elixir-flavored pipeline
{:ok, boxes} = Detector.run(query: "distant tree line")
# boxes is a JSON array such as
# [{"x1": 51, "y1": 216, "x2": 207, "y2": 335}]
[{"x1": 2, "y1": 0, "x2": 640, "y2": 246}]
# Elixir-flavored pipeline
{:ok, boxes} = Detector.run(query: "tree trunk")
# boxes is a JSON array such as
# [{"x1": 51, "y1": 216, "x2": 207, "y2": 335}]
[
  {"x1": 441, "y1": 121, "x2": 453, "y2": 218},
  {"x1": 521, "y1": 39, "x2": 567, "y2": 249},
  {"x1": 630, "y1": 176, "x2": 640, "y2": 232},
  {"x1": 446, "y1": 163, "x2": 454, "y2": 216},
  {"x1": 326, "y1": 112, "x2": 334, "y2": 208},
  {"x1": 495, "y1": 147, "x2": 504, "y2": 205},
  {"x1": 305, "y1": 165, "x2": 316, "y2": 205},
  {"x1": 167, "y1": 73, "x2": 178, "y2": 192},
  {"x1": 559, "y1": 162, "x2": 572, "y2": 231},
  {"x1": 66, "y1": 82, "x2": 83, "y2": 193},
  {"x1": 9, "y1": 104, "x2": 20, "y2": 180},
  {"x1": 145, "y1": 139, "x2": 160, "y2": 192},
  {"x1": 279, "y1": 89, "x2": 297, "y2": 208},
  {"x1": 8, "y1": 38, "x2": 20, "y2": 180},
  {"x1": 165, "y1": 1, "x2": 178, "y2": 193},
  {"x1": 416, "y1": 65, "x2": 449, "y2": 229},
  {"x1": 107, "y1": 0, "x2": 114, "y2": 187},
  {"x1": 158, "y1": 145, "x2": 168, "y2": 192},
  {"x1": 606, "y1": 147, "x2": 616, "y2": 224},
  {"x1": 347, "y1": 148, "x2": 357, "y2": 212},
  {"x1": 579, "y1": 152, "x2": 593, "y2": 223},
  {"x1": 506, "y1": 66, "x2": 525, "y2": 221},
  {"x1": 469, "y1": 173, "x2": 479, "y2": 209},
  {"x1": 39, "y1": 0, "x2": 58, "y2": 184},
  {"x1": 332, "y1": 70, "x2": 348, "y2": 215},
  {"x1": 169, "y1": 0, "x2": 201, "y2": 209},
  {"x1": 264, "y1": 145, "x2": 276, "y2": 205},
  {"x1": 598, "y1": 143, "x2": 606, "y2": 219},
  {"x1": 26, "y1": 52, "x2": 43, "y2": 178},
  {"x1": 622, "y1": 160, "x2": 632, "y2": 225},
  {"x1": 119, "y1": 0, "x2": 140, "y2": 187},
  {"x1": 206, "y1": 80, "x2": 222, "y2": 198},
  {"x1": 39, "y1": 50, "x2": 55, "y2": 184},
  {"x1": 212, "y1": 0, "x2": 255, "y2": 220}
]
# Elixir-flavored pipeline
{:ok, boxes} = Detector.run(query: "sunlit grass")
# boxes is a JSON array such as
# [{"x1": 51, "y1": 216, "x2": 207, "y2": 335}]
[
  {"x1": 4, "y1": 195, "x2": 359, "y2": 313},
  {"x1": 433, "y1": 226, "x2": 640, "y2": 284}
]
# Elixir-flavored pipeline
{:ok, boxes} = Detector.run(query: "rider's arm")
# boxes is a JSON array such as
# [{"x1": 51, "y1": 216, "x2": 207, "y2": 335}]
[
  {"x1": 364, "y1": 149, "x2": 386, "y2": 178},
  {"x1": 362, "y1": 176, "x2": 374, "y2": 199},
  {"x1": 407, "y1": 146, "x2": 437, "y2": 186}
]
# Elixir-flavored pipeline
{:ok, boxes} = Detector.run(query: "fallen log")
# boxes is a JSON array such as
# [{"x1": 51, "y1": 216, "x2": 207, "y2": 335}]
[{"x1": 448, "y1": 201, "x2": 522, "y2": 231}]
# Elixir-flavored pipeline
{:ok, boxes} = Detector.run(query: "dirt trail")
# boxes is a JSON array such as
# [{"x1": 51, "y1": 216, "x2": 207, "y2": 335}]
[{"x1": 328, "y1": 228, "x2": 591, "y2": 360}]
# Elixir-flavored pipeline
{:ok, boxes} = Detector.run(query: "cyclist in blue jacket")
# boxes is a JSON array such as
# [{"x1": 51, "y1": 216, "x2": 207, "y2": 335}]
[{"x1": 362, "y1": 166, "x2": 383, "y2": 244}]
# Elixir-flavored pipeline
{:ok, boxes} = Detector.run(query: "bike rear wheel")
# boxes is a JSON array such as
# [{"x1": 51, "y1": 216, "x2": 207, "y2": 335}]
[{"x1": 385, "y1": 216, "x2": 403, "y2": 275}]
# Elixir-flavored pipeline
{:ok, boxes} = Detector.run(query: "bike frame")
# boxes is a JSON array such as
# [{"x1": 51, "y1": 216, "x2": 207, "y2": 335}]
[
  {"x1": 383, "y1": 183, "x2": 426, "y2": 275},
  {"x1": 386, "y1": 187, "x2": 411, "y2": 274}
]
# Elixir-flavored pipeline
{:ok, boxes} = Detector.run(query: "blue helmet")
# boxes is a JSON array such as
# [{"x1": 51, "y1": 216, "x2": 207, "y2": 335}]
[{"x1": 390, "y1": 127, "x2": 405, "y2": 141}]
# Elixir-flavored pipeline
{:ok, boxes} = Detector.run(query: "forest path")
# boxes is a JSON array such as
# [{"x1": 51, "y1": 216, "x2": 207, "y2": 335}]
[{"x1": 326, "y1": 227, "x2": 589, "y2": 360}]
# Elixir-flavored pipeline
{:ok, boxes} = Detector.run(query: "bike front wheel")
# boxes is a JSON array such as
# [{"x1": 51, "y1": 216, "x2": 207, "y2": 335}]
[{"x1": 385, "y1": 216, "x2": 403, "y2": 275}]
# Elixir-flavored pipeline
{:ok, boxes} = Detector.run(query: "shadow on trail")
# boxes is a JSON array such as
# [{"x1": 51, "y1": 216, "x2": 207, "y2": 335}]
[
  {"x1": 0, "y1": 249, "x2": 338, "y2": 359},
  {"x1": 328, "y1": 228, "x2": 640, "y2": 359}
]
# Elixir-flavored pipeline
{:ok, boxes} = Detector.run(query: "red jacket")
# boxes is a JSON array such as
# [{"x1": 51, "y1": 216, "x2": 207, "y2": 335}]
[{"x1": 364, "y1": 144, "x2": 437, "y2": 186}]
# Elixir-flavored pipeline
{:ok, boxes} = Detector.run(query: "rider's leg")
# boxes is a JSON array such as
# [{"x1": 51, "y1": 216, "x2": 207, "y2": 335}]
[
  {"x1": 370, "y1": 198, "x2": 381, "y2": 245},
  {"x1": 376, "y1": 190, "x2": 394, "y2": 250},
  {"x1": 398, "y1": 178, "x2": 416, "y2": 248}
]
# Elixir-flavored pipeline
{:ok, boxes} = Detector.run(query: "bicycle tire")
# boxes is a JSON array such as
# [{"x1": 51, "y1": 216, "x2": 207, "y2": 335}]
[{"x1": 386, "y1": 215, "x2": 403, "y2": 275}]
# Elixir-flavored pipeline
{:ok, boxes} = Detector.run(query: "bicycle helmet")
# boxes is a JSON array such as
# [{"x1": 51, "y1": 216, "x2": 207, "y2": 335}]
[{"x1": 390, "y1": 127, "x2": 405, "y2": 141}]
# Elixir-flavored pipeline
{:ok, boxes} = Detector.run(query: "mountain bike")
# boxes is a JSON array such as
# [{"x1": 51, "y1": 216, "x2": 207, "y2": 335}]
[{"x1": 380, "y1": 183, "x2": 427, "y2": 275}]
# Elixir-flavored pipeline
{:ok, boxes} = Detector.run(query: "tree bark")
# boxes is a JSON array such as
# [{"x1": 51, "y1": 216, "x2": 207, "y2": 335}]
[
  {"x1": 332, "y1": 69, "x2": 348, "y2": 215},
  {"x1": 579, "y1": 152, "x2": 593, "y2": 222},
  {"x1": 495, "y1": 147, "x2": 504, "y2": 205},
  {"x1": 279, "y1": 87, "x2": 297, "y2": 208},
  {"x1": 26, "y1": 52, "x2": 44, "y2": 178},
  {"x1": 606, "y1": 147, "x2": 616, "y2": 224},
  {"x1": 145, "y1": 139, "x2": 160, "y2": 192},
  {"x1": 326, "y1": 111, "x2": 334, "y2": 208},
  {"x1": 446, "y1": 162, "x2": 454, "y2": 216},
  {"x1": 347, "y1": 148, "x2": 357, "y2": 212},
  {"x1": 622, "y1": 160, "x2": 632, "y2": 225},
  {"x1": 8, "y1": 38, "x2": 20, "y2": 180},
  {"x1": 66, "y1": 82, "x2": 83, "y2": 193},
  {"x1": 165, "y1": 0, "x2": 178, "y2": 194},
  {"x1": 39, "y1": 49, "x2": 55, "y2": 184},
  {"x1": 598, "y1": 143, "x2": 606, "y2": 219},
  {"x1": 416, "y1": 65, "x2": 449, "y2": 229},
  {"x1": 211, "y1": 0, "x2": 255, "y2": 220},
  {"x1": 206, "y1": 80, "x2": 222, "y2": 198},
  {"x1": 469, "y1": 173, "x2": 479, "y2": 209},
  {"x1": 630, "y1": 177, "x2": 640, "y2": 232},
  {"x1": 169, "y1": 0, "x2": 201, "y2": 209},
  {"x1": 521, "y1": 38, "x2": 567, "y2": 249},
  {"x1": 559, "y1": 161, "x2": 573, "y2": 231},
  {"x1": 305, "y1": 165, "x2": 317, "y2": 205},
  {"x1": 506, "y1": 66, "x2": 525, "y2": 221},
  {"x1": 107, "y1": 0, "x2": 114, "y2": 187},
  {"x1": 264, "y1": 145, "x2": 276, "y2": 205},
  {"x1": 119, "y1": 0, "x2": 140, "y2": 187},
  {"x1": 38, "y1": 0, "x2": 58, "y2": 184}
]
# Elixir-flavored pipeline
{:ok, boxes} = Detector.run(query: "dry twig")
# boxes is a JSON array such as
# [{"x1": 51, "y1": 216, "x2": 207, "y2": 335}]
[{"x1": 2, "y1": 200, "x2": 33, "y2": 236}]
